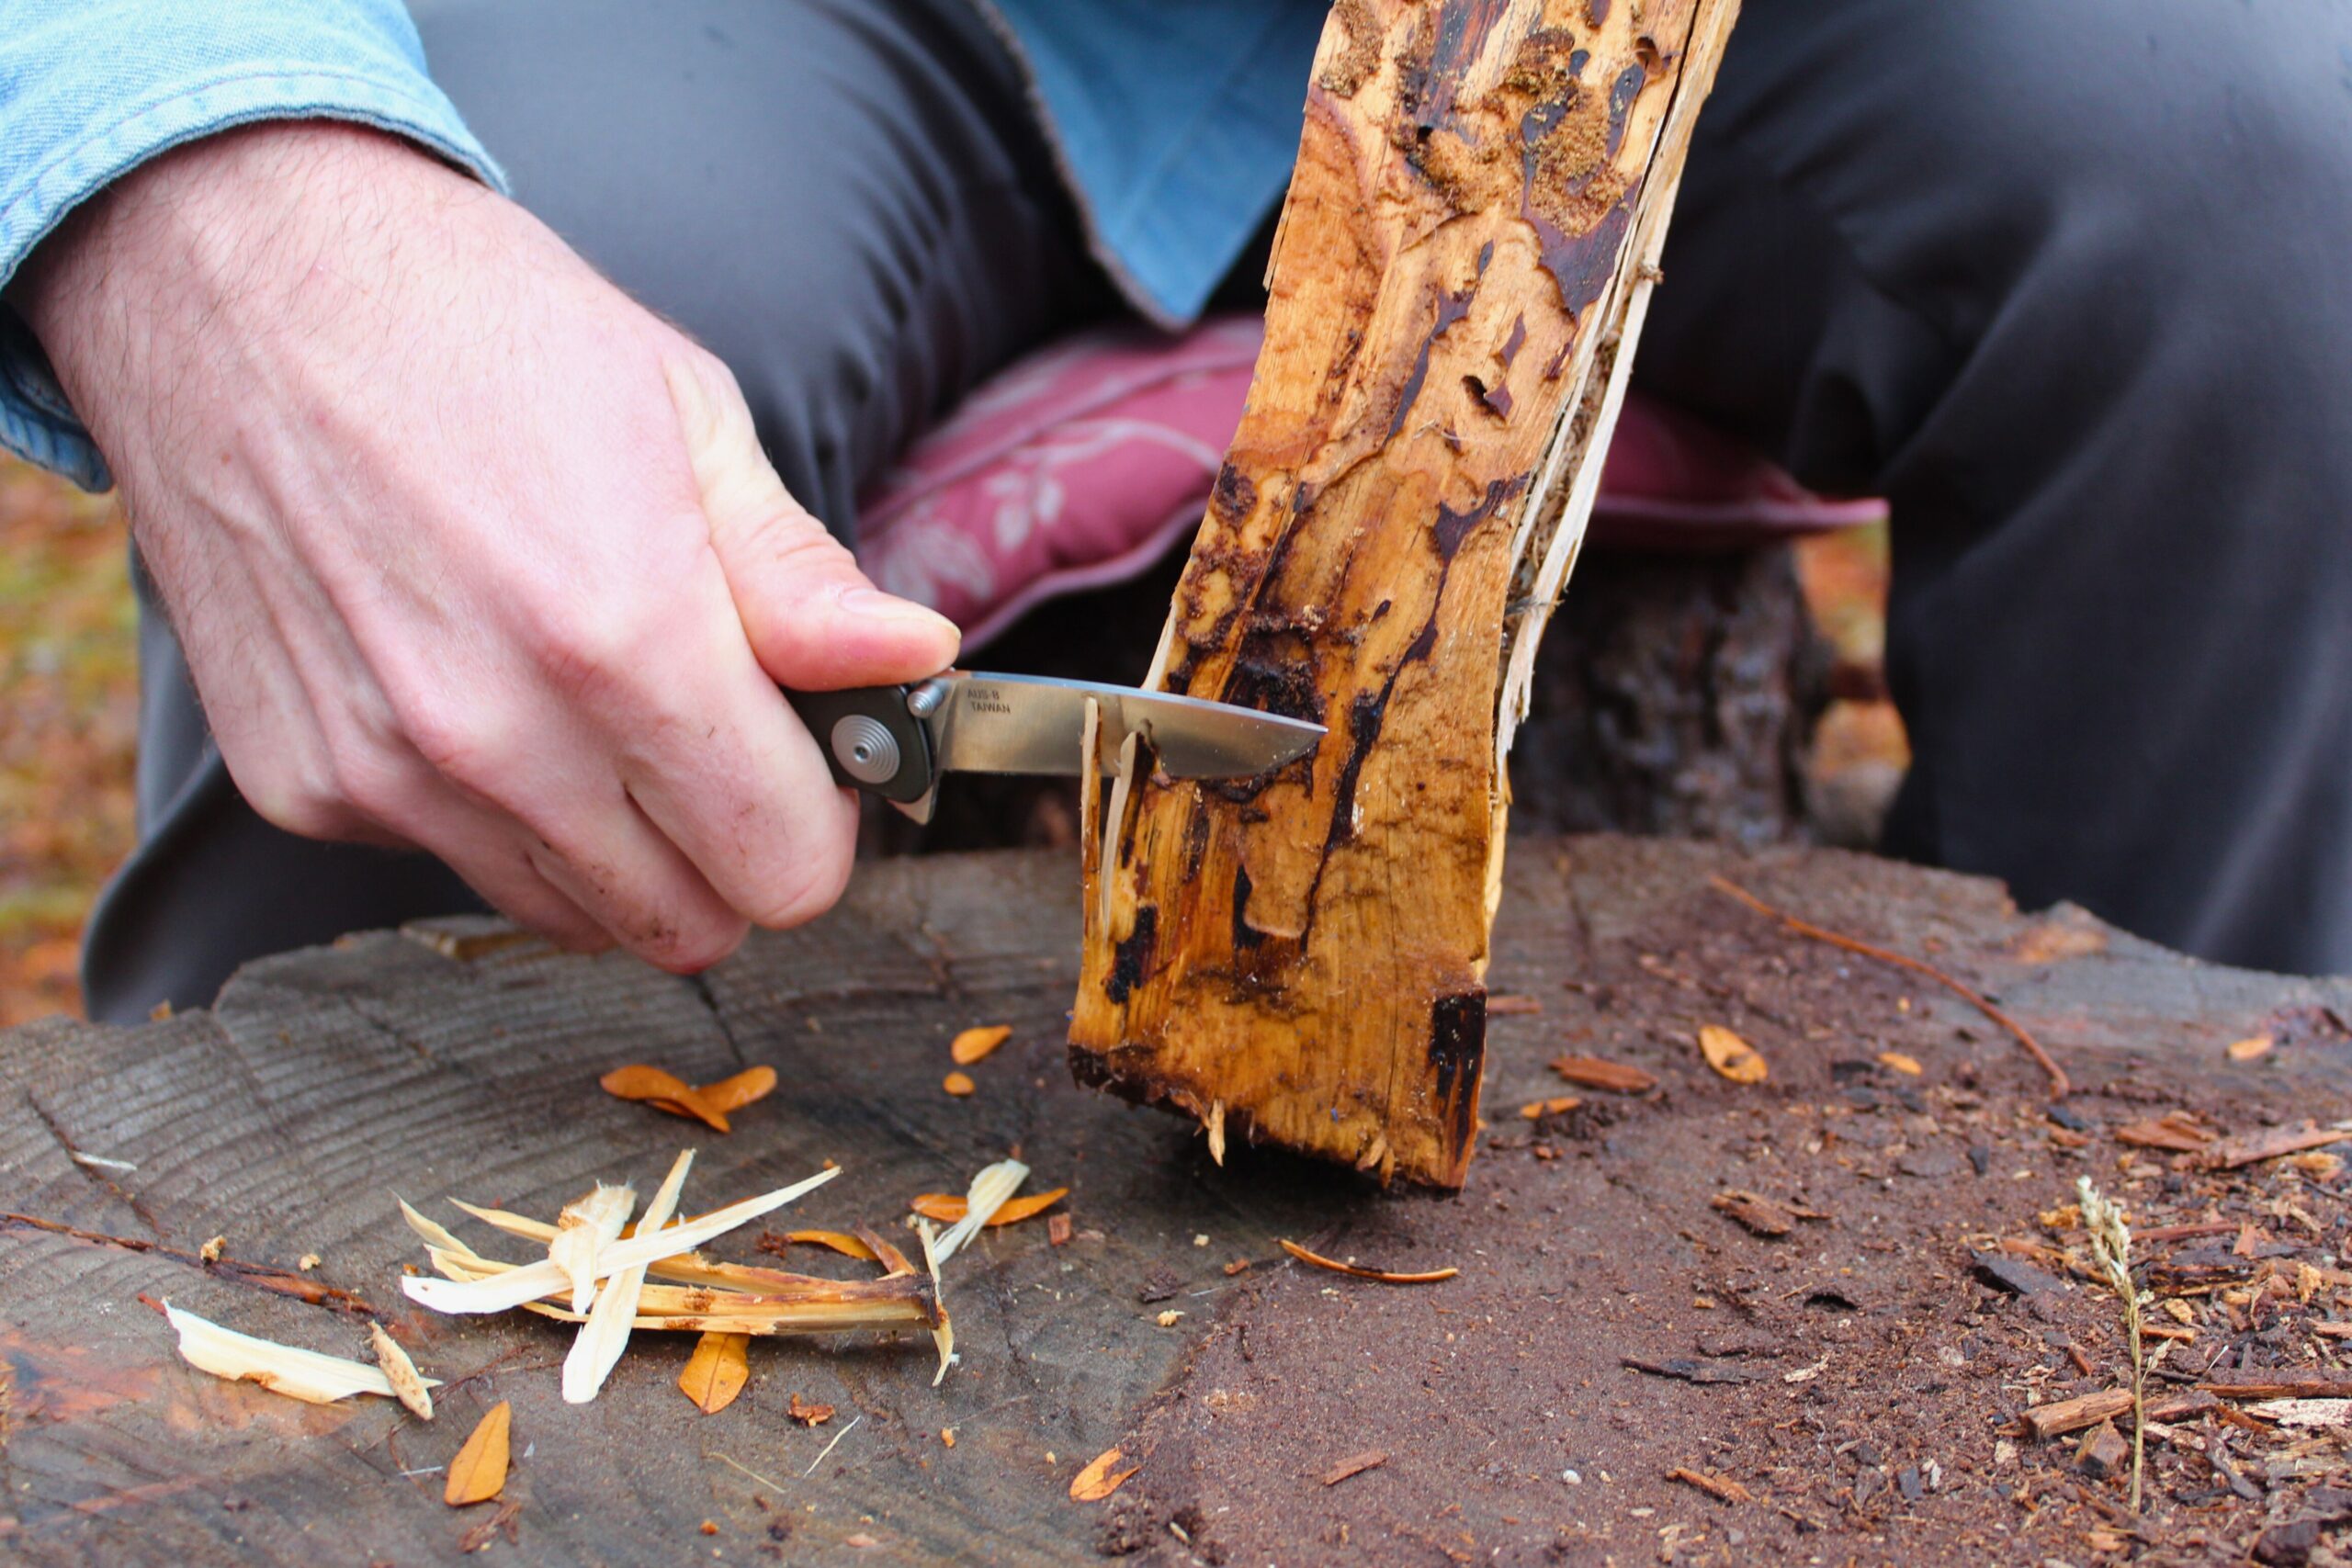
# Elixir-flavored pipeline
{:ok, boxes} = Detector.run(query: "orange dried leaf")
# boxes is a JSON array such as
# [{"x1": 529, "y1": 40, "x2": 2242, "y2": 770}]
[
  {"x1": 444, "y1": 1400, "x2": 512, "y2": 1506},
  {"x1": 599, "y1": 1065, "x2": 729, "y2": 1132},
  {"x1": 776, "y1": 1228, "x2": 879, "y2": 1262},
  {"x1": 698, "y1": 1066, "x2": 778, "y2": 1113},
  {"x1": 1070, "y1": 1447, "x2": 1138, "y2": 1502},
  {"x1": 1518, "y1": 1096, "x2": 1581, "y2": 1120},
  {"x1": 1877, "y1": 1051, "x2": 1923, "y2": 1077},
  {"x1": 678, "y1": 1331, "x2": 751, "y2": 1415},
  {"x1": 1698, "y1": 1026, "x2": 1768, "y2": 1085},
  {"x1": 787, "y1": 1392, "x2": 836, "y2": 1427},
  {"x1": 2227, "y1": 1034, "x2": 2276, "y2": 1063},
  {"x1": 950, "y1": 1024, "x2": 1013, "y2": 1066},
  {"x1": 908, "y1": 1188, "x2": 1069, "y2": 1227},
  {"x1": 1278, "y1": 1238, "x2": 1457, "y2": 1284},
  {"x1": 942, "y1": 1071, "x2": 977, "y2": 1098},
  {"x1": 1550, "y1": 1055, "x2": 1658, "y2": 1094}
]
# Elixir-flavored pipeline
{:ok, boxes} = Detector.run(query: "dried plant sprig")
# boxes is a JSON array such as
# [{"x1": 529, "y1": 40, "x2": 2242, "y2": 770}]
[
  {"x1": 2077, "y1": 1176, "x2": 2145, "y2": 1511},
  {"x1": 166, "y1": 1302, "x2": 438, "y2": 1405}
]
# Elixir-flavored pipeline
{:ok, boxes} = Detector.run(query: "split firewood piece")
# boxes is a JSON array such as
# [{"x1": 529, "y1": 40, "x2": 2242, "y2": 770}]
[
  {"x1": 165, "y1": 1303, "x2": 438, "y2": 1405},
  {"x1": 930, "y1": 1159, "x2": 1030, "y2": 1265},
  {"x1": 445, "y1": 1400, "x2": 512, "y2": 1506},
  {"x1": 678, "y1": 1330, "x2": 752, "y2": 1415},
  {"x1": 1279, "y1": 1238, "x2": 1457, "y2": 1284},
  {"x1": 1551, "y1": 1055, "x2": 1659, "y2": 1095},
  {"x1": 950, "y1": 1025, "x2": 1013, "y2": 1066},
  {"x1": 548, "y1": 1182, "x2": 636, "y2": 1314},
  {"x1": 907, "y1": 1188, "x2": 1069, "y2": 1228},
  {"x1": 1069, "y1": 0, "x2": 1744, "y2": 1187},
  {"x1": 565, "y1": 1148, "x2": 693, "y2": 1404},
  {"x1": 368, "y1": 1322, "x2": 435, "y2": 1419}
]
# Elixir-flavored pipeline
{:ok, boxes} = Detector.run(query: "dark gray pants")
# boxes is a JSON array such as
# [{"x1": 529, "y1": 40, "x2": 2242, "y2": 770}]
[{"x1": 84, "y1": 0, "x2": 2352, "y2": 1021}]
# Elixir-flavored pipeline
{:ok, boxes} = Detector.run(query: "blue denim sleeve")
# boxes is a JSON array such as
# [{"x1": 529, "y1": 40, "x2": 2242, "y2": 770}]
[{"x1": 0, "y1": 0, "x2": 505, "y2": 491}]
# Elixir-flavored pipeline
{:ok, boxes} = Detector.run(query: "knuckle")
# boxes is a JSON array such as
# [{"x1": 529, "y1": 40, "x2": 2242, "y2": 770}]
[
  {"x1": 639, "y1": 910, "x2": 748, "y2": 974},
  {"x1": 749, "y1": 828, "x2": 855, "y2": 930},
  {"x1": 393, "y1": 686, "x2": 510, "y2": 792}
]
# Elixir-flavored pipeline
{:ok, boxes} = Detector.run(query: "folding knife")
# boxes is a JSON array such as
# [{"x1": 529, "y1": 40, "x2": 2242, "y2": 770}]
[{"x1": 786, "y1": 671, "x2": 1324, "y2": 823}]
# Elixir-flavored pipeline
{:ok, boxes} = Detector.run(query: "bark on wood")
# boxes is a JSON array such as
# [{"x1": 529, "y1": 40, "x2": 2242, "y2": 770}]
[{"x1": 1069, "y1": 0, "x2": 1743, "y2": 1186}]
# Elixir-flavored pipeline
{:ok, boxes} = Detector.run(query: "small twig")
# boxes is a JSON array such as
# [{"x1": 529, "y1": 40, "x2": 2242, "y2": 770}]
[
  {"x1": 804, "y1": 1413, "x2": 863, "y2": 1478},
  {"x1": 1708, "y1": 876, "x2": 2070, "y2": 1098},
  {"x1": 2, "y1": 1212, "x2": 379, "y2": 1315}
]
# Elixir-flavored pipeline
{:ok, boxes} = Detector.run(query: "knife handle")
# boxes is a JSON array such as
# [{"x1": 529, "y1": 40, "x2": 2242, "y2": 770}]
[{"x1": 784, "y1": 684, "x2": 938, "y2": 805}]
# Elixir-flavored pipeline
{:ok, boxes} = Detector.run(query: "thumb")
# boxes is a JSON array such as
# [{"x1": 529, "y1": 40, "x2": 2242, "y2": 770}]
[{"x1": 666, "y1": 352, "x2": 960, "y2": 690}]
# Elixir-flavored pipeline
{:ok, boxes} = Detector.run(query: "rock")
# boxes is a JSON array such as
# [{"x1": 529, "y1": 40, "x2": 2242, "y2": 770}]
[{"x1": 1972, "y1": 1251, "x2": 2067, "y2": 1298}]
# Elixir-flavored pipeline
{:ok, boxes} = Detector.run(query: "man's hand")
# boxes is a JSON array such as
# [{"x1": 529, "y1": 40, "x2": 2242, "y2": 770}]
[{"x1": 17, "y1": 123, "x2": 960, "y2": 970}]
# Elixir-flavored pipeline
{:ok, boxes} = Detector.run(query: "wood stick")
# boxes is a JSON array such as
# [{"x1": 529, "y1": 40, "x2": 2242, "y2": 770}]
[
  {"x1": 1069, "y1": 0, "x2": 1744, "y2": 1188},
  {"x1": 1709, "y1": 876, "x2": 2072, "y2": 1099}
]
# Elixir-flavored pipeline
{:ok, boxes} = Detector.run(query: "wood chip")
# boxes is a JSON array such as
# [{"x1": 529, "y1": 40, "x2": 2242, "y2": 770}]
[
  {"x1": 950, "y1": 1025, "x2": 1012, "y2": 1066},
  {"x1": 564, "y1": 1149, "x2": 692, "y2": 1404},
  {"x1": 1711, "y1": 1190, "x2": 1796, "y2": 1239},
  {"x1": 199, "y1": 1235, "x2": 225, "y2": 1264},
  {"x1": 1518, "y1": 1096, "x2": 1581, "y2": 1120},
  {"x1": 165, "y1": 1303, "x2": 427, "y2": 1405},
  {"x1": 2017, "y1": 1387, "x2": 2132, "y2": 1441},
  {"x1": 1047, "y1": 1213, "x2": 1073, "y2": 1247},
  {"x1": 932, "y1": 1158, "x2": 1030, "y2": 1264},
  {"x1": 1622, "y1": 1356, "x2": 1766, "y2": 1386},
  {"x1": 549, "y1": 1182, "x2": 636, "y2": 1314},
  {"x1": 1668, "y1": 1466, "x2": 1753, "y2": 1504},
  {"x1": 942, "y1": 1071, "x2": 977, "y2": 1098},
  {"x1": 599, "y1": 1065, "x2": 730, "y2": 1133},
  {"x1": 679, "y1": 1330, "x2": 751, "y2": 1415},
  {"x1": 909, "y1": 1187, "x2": 1068, "y2": 1229},
  {"x1": 768, "y1": 1228, "x2": 880, "y2": 1262},
  {"x1": 2075, "y1": 1419, "x2": 2129, "y2": 1479},
  {"x1": 445, "y1": 1401, "x2": 511, "y2": 1506},
  {"x1": 1486, "y1": 995, "x2": 1543, "y2": 1016},
  {"x1": 2115, "y1": 1114, "x2": 2213, "y2": 1153},
  {"x1": 368, "y1": 1322, "x2": 435, "y2": 1420},
  {"x1": 787, "y1": 1393, "x2": 836, "y2": 1427},
  {"x1": 1550, "y1": 1055, "x2": 1657, "y2": 1094},
  {"x1": 1069, "y1": 1447, "x2": 1138, "y2": 1502},
  {"x1": 1876, "y1": 1050, "x2": 1923, "y2": 1077},
  {"x1": 1320, "y1": 1450, "x2": 1388, "y2": 1486},
  {"x1": 1698, "y1": 1025, "x2": 1768, "y2": 1085},
  {"x1": 2226, "y1": 1033, "x2": 2276, "y2": 1062},
  {"x1": 1278, "y1": 1238, "x2": 1457, "y2": 1284},
  {"x1": 2199, "y1": 1371, "x2": 2352, "y2": 1399},
  {"x1": 2198, "y1": 1122, "x2": 2351, "y2": 1171}
]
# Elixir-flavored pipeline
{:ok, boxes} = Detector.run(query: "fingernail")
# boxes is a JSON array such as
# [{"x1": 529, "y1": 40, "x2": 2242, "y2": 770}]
[{"x1": 839, "y1": 586, "x2": 958, "y2": 636}]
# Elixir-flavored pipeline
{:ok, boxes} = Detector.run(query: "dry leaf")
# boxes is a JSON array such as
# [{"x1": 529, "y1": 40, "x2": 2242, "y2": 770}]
[
  {"x1": 1877, "y1": 1051, "x2": 1923, "y2": 1077},
  {"x1": 697, "y1": 1066, "x2": 778, "y2": 1113},
  {"x1": 368, "y1": 1322, "x2": 435, "y2": 1420},
  {"x1": 445, "y1": 1400, "x2": 512, "y2": 1506},
  {"x1": 599, "y1": 1065, "x2": 729, "y2": 1133},
  {"x1": 1698, "y1": 1026, "x2": 1768, "y2": 1085},
  {"x1": 787, "y1": 1392, "x2": 836, "y2": 1427},
  {"x1": 942, "y1": 1071, "x2": 977, "y2": 1098},
  {"x1": 679, "y1": 1331, "x2": 751, "y2": 1415},
  {"x1": 1550, "y1": 1055, "x2": 1657, "y2": 1094},
  {"x1": 950, "y1": 1025, "x2": 1012, "y2": 1066},
  {"x1": 2227, "y1": 1034, "x2": 2276, "y2": 1063},
  {"x1": 1518, "y1": 1096, "x2": 1581, "y2": 1119},
  {"x1": 165, "y1": 1303, "x2": 428, "y2": 1405},
  {"x1": 1070, "y1": 1447, "x2": 1138, "y2": 1502},
  {"x1": 908, "y1": 1188, "x2": 1069, "y2": 1228},
  {"x1": 932, "y1": 1159, "x2": 1030, "y2": 1264},
  {"x1": 1278, "y1": 1238, "x2": 1457, "y2": 1284}
]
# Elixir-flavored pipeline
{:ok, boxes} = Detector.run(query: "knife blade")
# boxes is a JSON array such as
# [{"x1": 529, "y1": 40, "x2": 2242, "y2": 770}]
[{"x1": 786, "y1": 671, "x2": 1323, "y2": 823}]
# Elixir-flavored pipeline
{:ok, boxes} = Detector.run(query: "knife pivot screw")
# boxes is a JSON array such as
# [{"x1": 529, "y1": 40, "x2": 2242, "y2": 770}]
[
  {"x1": 904, "y1": 678, "x2": 951, "y2": 719},
  {"x1": 829, "y1": 715, "x2": 901, "y2": 786}
]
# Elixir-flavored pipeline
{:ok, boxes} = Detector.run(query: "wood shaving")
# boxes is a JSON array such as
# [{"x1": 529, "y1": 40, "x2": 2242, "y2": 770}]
[
  {"x1": 548, "y1": 1182, "x2": 635, "y2": 1314},
  {"x1": 2226, "y1": 1034, "x2": 2276, "y2": 1062},
  {"x1": 942, "y1": 1071, "x2": 977, "y2": 1097},
  {"x1": 598, "y1": 1064, "x2": 731, "y2": 1132},
  {"x1": 678, "y1": 1330, "x2": 751, "y2": 1415},
  {"x1": 767, "y1": 1228, "x2": 879, "y2": 1262},
  {"x1": 931, "y1": 1159, "x2": 1030, "y2": 1264},
  {"x1": 165, "y1": 1302, "x2": 432, "y2": 1405},
  {"x1": 564, "y1": 1148, "x2": 693, "y2": 1404},
  {"x1": 908, "y1": 1187, "x2": 1068, "y2": 1228},
  {"x1": 368, "y1": 1322, "x2": 435, "y2": 1419},
  {"x1": 1070, "y1": 1446, "x2": 1138, "y2": 1501},
  {"x1": 1278, "y1": 1238, "x2": 1457, "y2": 1284},
  {"x1": 1519, "y1": 1096, "x2": 1580, "y2": 1120},
  {"x1": 1877, "y1": 1051, "x2": 1923, "y2": 1076},
  {"x1": 1321, "y1": 1450, "x2": 1388, "y2": 1486},
  {"x1": 950, "y1": 1025, "x2": 1012, "y2": 1066},
  {"x1": 787, "y1": 1392, "x2": 836, "y2": 1426},
  {"x1": 1698, "y1": 1025, "x2": 1768, "y2": 1085},
  {"x1": 1550, "y1": 1055, "x2": 1658, "y2": 1094},
  {"x1": 445, "y1": 1400, "x2": 512, "y2": 1506}
]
